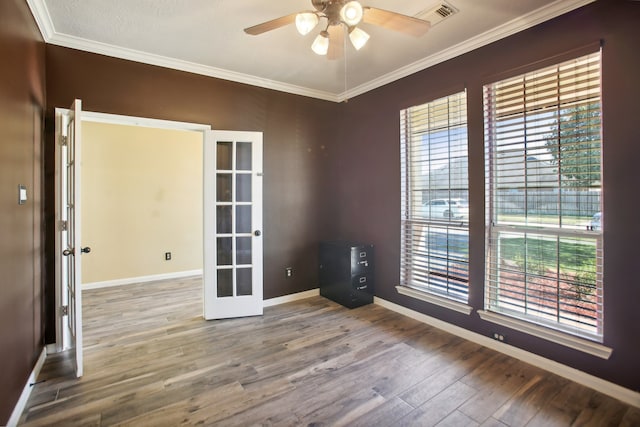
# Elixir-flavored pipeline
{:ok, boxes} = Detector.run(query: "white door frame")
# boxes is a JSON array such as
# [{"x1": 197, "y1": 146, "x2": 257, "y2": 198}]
[{"x1": 53, "y1": 109, "x2": 211, "y2": 353}]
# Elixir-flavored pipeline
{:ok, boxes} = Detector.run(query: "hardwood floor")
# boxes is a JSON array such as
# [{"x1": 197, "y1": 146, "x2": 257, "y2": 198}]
[{"x1": 19, "y1": 277, "x2": 640, "y2": 426}]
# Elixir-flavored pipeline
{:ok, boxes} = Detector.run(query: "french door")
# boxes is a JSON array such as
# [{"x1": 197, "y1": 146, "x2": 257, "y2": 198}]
[
  {"x1": 55, "y1": 99, "x2": 86, "y2": 378},
  {"x1": 203, "y1": 131, "x2": 263, "y2": 319}
]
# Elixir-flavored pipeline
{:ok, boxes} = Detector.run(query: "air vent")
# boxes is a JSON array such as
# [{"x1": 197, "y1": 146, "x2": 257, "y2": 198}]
[{"x1": 416, "y1": 2, "x2": 457, "y2": 27}]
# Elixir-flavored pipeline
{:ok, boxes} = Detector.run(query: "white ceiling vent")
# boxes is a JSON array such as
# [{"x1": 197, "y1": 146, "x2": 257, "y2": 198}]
[{"x1": 416, "y1": 2, "x2": 458, "y2": 27}]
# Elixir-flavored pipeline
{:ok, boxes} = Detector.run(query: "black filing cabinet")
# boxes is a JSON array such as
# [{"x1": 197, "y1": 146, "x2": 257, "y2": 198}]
[{"x1": 319, "y1": 241, "x2": 374, "y2": 308}]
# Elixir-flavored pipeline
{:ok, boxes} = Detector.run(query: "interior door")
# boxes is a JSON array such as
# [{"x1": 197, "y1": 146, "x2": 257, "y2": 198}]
[
  {"x1": 203, "y1": 130, "x2": 263, "y2": 320},
  {"x1": 56, "y1": 99, "x2": 85, "y2": 377}
]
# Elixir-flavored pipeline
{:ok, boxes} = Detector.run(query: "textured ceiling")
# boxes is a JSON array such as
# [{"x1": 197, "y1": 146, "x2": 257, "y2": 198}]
[{"x1": 27, "y1": 0, "x2": 595, "y2": 101}]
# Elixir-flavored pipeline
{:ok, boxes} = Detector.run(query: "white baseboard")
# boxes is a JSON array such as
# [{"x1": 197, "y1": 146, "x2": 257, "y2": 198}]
[
  {"x1": 7, "y1": 347, "x2": 47, "y2": 427},
  {"x1": 374, "y1": 296, "x2": 640, "y2": 409},
  {"x1": 83, "y1": 269, "x2": 203, "y2": 290},
  {"x1": 264, "y1": 288, "x2": 319, "y2": 307}
]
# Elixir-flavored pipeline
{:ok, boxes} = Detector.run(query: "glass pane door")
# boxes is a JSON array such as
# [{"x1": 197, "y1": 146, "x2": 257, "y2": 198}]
[
  {"x1": 204, "y1": 131, "x2": 263, "y2": 320},
  {"x1": 216, "y1": 139, "x2": 253, "y2": 298}
]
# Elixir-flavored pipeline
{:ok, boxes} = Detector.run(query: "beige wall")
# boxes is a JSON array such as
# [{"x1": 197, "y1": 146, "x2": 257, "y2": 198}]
[{"x1": 81, "y1": 122, "x2": 203, "y2": 284}]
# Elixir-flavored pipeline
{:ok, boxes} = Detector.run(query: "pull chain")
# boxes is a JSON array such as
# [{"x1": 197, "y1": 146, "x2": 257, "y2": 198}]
[{"x1": 343, "y1": 26, "x2": 348, "y2": 102}]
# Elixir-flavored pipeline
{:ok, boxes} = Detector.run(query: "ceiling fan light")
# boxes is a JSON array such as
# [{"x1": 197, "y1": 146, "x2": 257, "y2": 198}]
[
  {"x1": 311, "y1": 31, "x2": 329, "y2": 55},
  {"x1": 295, "y1": 12, "x2": 319, "y2": 35},
  {"x1": 348, "y1": 27, "x2": 369, "y2": 50},
  {"x1": 340, "y1": 1, "x2": 363, "y2": 26}
]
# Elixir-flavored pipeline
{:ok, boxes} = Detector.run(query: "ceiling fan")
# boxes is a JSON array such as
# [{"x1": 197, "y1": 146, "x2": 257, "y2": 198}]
[{"x1": 244, "y1": 0, "x2": 431, "y2": 59}]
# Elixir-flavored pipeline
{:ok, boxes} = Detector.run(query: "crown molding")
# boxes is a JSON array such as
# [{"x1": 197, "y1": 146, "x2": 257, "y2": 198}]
[
  {"x1": 26, "y1": 0, "x2": 55, "y2": 39},
  {"x1": 46, "y1": 32, "x2": 342, "y2": 103},
  {"x1": 27, "y1": 0, "x2": 595, "y2": 103},
  {"x1": 339, "y1": 0, "x2": 597, "y2": 101}
]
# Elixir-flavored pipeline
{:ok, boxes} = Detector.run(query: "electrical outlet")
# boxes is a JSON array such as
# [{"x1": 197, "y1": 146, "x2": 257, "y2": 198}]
[
  {"x1": 165, "y1": 252, "x2": 172, "y2": 261},
  {"x1": 285, "y1": 267, "x2": 293, "y2": 278},
  {"x1": 492, "y1": 332, "x2": 505, "y2": 342}
]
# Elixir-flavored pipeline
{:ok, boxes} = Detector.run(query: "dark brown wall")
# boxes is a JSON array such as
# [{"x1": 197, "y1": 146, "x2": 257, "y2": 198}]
[
  {"x1": 44, "y1": 45, "x2": 337, "y2": 342},
  {"x1": 0, "y1": 0, "x2": 46, "y2": 423},
  {"x1": 329, "y1": 0, "x2": 640, "y2": 392},
  {"x1": 39, "y1": 0, "x2": 639, "y2": 407}
]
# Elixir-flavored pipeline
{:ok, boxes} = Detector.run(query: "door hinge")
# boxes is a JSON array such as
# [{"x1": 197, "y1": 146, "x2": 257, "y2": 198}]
[
  {"x1": 59, "y1": 135, "x2": 68, "y2": 146},
  {"x1": 61, "y1": 305, "x2": 69, "y2": 316},
  {"x1": 58, "y1": 220, "x2": 68, "y2": 231}
]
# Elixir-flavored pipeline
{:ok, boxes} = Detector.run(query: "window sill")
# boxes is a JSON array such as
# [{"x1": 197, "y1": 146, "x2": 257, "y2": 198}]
[
  {"x1": 396, "y1": 286, "x2": 472, "y2": 315},
  {"x1": 477, "y1": 310, "x2": 612, "y2": 359}
]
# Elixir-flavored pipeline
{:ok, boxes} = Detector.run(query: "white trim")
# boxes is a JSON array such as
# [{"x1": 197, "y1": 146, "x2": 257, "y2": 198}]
[
  {"x1": 7, "y1": 348, "x2": 47, "y2": 427},
  {"x1": 83, "y1": 270, "x2": 203, "y2": 290},
  {"x1": 374, "y1": 297, "x2": 640, "y2": 409},
  {"x1": 343, "y1": 0, "x2": 597, "y2": 100},
  {"x1": 477, "y1": 310, "x2": 611, "y2": 359},
  {"x1": 42, "y1": 31, "x2": 339, "y2": 103},
  {"x1": 396, "y1": 286, "x2": 472, "y2": 315},
  {"x1": 81, "y1": 111, "x2": 212, "y2": 131},
  {"x1": 25, "y1": 0, "x2": 595, "y2": 102},
  {"x1": 263, "y1": 288, "x2": 320, "y2": 307},
  {"x1": 25, "y1": 0, "x2": 55, "y2": 40}
]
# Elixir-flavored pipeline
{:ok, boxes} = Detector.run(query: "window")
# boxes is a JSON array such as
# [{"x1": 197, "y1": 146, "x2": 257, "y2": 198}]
[
  {"x1": 484, "y1": 52, "x2": 603, "y2": 341},
  {"x1": 400, "y1": 91, "x2": 469, "y2": 307}
]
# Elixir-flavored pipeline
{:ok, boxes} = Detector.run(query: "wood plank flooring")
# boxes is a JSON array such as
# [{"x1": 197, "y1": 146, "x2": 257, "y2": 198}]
[{"x1": 19, "y1": 277, "x2": 640, "y2": 426}]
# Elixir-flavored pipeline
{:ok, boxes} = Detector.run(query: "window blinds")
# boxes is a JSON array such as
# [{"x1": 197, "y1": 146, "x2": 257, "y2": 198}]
[
  {"x1": 484, "y1": 51, "x2": 603, "y2": 340},
  {"x1": 400, "y1": 91, "x2": 469, "y2": 302}
]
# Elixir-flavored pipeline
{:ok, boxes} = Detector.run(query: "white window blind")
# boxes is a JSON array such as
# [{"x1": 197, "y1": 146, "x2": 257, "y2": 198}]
[
  {"x1": 400, "y1": 91, "x2": 469, "y2": 303},
  {"x1": 484, "y1": 51, "x2": 603, "y2": 340}
]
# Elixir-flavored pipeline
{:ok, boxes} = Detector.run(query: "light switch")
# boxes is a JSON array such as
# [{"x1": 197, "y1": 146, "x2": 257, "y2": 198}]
[{"x1": 18, "y1": 185, "x2": 27, "y2": 205}]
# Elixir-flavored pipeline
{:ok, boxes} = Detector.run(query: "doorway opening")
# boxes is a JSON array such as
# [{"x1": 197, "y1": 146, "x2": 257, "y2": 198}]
[
  {"x1": 55, "y1": 105, "x2": 265, "y2": 379},
  {"x1": 80, "y1": 118, "x2": 205, "y2": 289},
  {"x1": 54, "y1": 108, "x2": 210, "y2": 364}
]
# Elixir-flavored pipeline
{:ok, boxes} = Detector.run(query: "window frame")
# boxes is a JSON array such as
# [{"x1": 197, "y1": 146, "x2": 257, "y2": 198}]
[
  {"x1": 483, "y1": 50, "x2": 605, "y2": 345},
  {"x1": 399, "y1": 90, "x2": 472, "y2": 314}
]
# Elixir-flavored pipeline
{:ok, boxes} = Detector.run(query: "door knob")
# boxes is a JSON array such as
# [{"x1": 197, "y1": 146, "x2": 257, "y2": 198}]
[
  {"x1": 62, "y1": 248, "x2": 74, "y2": 256},
  {"x1": 81, "y1": 247, "x2": 91, "y2": 254},
  {"x1": 254, "y1": 230, "x2": 261, "y2": 237}
]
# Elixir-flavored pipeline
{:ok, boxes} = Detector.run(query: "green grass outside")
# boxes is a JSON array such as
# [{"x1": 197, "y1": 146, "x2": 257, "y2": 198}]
[{"x1": 499, "y1": 236, "x2": 597, "y2": 286}]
